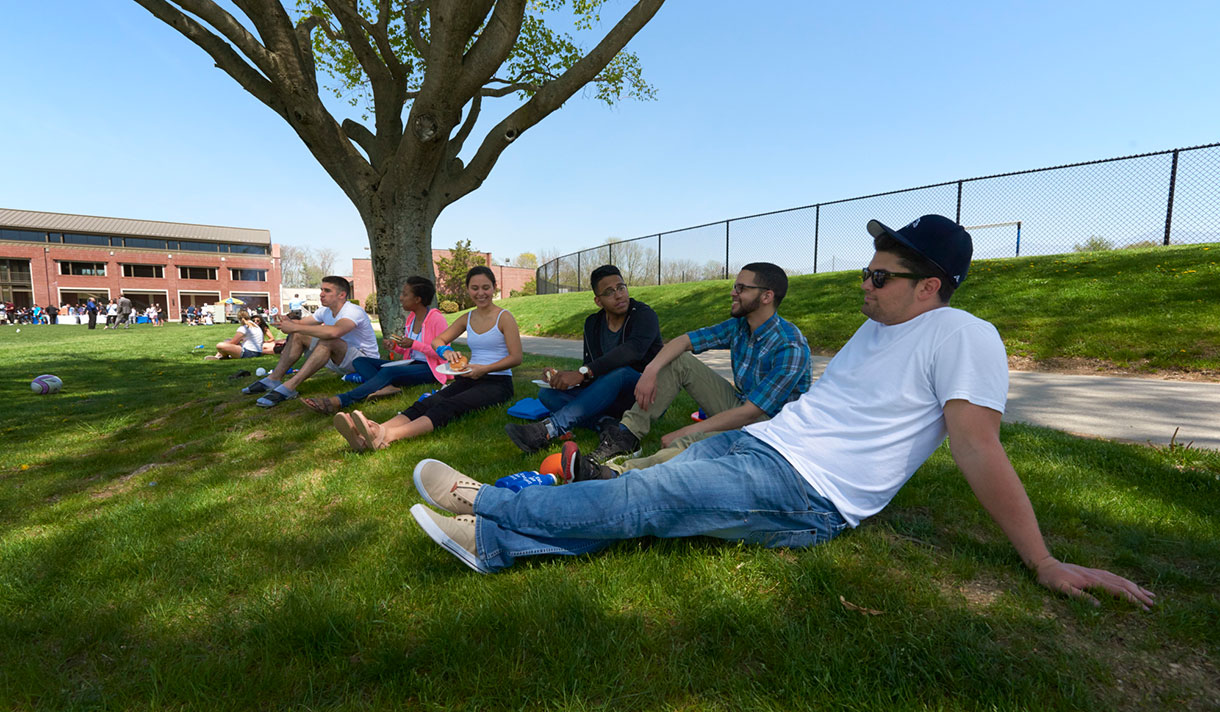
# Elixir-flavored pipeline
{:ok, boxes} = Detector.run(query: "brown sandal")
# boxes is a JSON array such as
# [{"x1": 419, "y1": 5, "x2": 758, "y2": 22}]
[
  {"x1": 303, "y1": 397, "x2": 339, "y2": 415},
  {"x1": 333, "y1": 412, "x2": 368, "y2": 451},
  {"x1": 351, "y1": 410, "x2": 389, "y2": 451}
]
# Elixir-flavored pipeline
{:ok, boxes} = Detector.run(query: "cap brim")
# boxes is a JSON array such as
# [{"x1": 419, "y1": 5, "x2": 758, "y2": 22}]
[{"x1": 866, "y1": 218, "x2": 950, "y2": 276}]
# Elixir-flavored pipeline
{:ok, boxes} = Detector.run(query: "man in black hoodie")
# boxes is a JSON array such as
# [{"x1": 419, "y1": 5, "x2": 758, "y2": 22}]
[{"x1": 505, "y1": 265, "x2": 663, "y2": 453}]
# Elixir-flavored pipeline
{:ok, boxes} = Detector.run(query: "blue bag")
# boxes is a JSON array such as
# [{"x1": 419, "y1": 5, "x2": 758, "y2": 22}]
[{"x1": 506, "y1": 397, "x2": 551, "y2": 420}]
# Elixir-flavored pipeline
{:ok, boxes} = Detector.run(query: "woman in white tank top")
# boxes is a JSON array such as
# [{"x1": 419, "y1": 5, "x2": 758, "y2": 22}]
[{"x1": 334, "y1": 266, "x2": 523, "y2": 451}]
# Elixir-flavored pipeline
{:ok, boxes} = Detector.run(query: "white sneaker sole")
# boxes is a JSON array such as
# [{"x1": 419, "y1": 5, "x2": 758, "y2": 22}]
[{"x1": 409, "y1": 504, "x2": 490, "y2": 574}]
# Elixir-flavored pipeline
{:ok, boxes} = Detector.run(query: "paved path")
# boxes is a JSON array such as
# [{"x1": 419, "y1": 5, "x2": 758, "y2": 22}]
[{"x1": 471, "y1": 335, "x2": 1220, "y2": 450}]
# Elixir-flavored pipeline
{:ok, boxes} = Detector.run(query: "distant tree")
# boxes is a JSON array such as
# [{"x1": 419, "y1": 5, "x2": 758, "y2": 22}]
[
  {"x1": 511, "y1": 252, "x2": 538, "y2": 270},
  {"x1": 133, "y1": 0, "x2": 664, "y2": 337},
  {"x1": 435, "y1": 239, "x2": 487, "y2": 310},
  {"x1": 1074, "y1": 235, "x2": 1115, "y2": 252},
  {"x1": 280, "y1": 245, "x2": 339, "y2": 287},
  {"x1": 364, "y1": 290, "x2": 377, "y2": 316}
]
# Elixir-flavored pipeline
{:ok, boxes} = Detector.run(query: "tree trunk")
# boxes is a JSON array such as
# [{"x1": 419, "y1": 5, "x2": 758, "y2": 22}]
[{"x1": 359, "y1": 197, "x2": 439, "y2": 338}]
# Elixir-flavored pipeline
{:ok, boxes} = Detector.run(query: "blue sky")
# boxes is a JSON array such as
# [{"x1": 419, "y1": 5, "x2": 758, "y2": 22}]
[{"x1": 2, "y1": 1, "x2": 1218, "y2": 268}]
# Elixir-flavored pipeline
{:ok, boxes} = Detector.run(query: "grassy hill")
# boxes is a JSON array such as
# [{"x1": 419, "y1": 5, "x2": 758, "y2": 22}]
[{"x1": 498, "y1": 243, "x2": 1220, "y2": 375}]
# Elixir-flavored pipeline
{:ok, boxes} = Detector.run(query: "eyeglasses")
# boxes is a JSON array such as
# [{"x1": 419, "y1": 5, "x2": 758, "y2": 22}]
[
  {"x1": 597, "y1": 282, "x2": 628, "y2": 298},
  {"x1": 861, "y1": 267, "x2": 932, "y2": 289},
  {"x1": 732, "y1": 283, "x2": 765, "y2": 294}
]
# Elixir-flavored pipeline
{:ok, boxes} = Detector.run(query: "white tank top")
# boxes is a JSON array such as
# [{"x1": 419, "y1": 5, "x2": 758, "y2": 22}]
[{"x1": 465, "y1": 309, "x2": 512, "y2": 376}]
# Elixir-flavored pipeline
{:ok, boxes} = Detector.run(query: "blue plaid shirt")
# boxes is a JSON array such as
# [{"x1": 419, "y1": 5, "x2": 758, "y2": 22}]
[{"x1": 687, "y1": 313, "x2": 812, "y2": 417}]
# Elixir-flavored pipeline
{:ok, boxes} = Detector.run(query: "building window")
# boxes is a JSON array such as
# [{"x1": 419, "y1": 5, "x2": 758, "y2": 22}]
[
  {"x1": 229, "y1": 244, "x2": 270, "y2": 255},
  {"x1": 123, "y1": 264, "x2": 165, "y2": 278},
  {"x1": 0, "y1": 259, "x2": 33, "y2": 307},
  {"x1": 229, "y1": 268, "x2": 267, "y2": 282},
  {"x1": 59, "y1": 261, "x2": 107, "y2": 276},
  {"x1": 62, "y1": 233, "x2": 111, "y2": 247},
  {"x1": 0, "y1": 228, "x2": 46, "y2": 243},
  {"x1": 177, "y1": 240, "x2": 220, "y2": 253},
  {"x1": 178, "y1": 266, "x2": 218, "y2": 280},
  {"x1": 120, "y1": 237, "x2": 169, "y2": 250}
]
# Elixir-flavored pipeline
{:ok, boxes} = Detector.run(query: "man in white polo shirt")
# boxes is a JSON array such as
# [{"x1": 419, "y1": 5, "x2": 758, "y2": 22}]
[
  {"x1": 406, "y1": 215, "x2": 1155, "y2": 612},
  {"x1": 242, "y1": 275, "x2": 379, "y2": 408}
]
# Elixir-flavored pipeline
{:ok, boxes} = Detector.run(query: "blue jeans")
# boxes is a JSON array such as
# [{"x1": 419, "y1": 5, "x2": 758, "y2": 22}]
[
  {"x1": 472, "y1": 430, "x2": 849, "y2": 572},
  {"x1": 337, "y1": 357, "x2": 437, "y2": 407},
  {"x1": 538, "y1": 366, "x2": 640, "y2": 432}
]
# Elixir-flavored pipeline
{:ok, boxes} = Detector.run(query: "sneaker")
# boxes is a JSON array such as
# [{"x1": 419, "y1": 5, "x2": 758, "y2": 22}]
[
  {"x1": 560, "y1": 441, "x2": 616, "y2": 483},
  {"x1": 413, "y1": 459, "x2": 483, "y2": 515},
  {"x1": 589, "y1": 422, "x2": 640, "y2": 463},
  {"x1": 409, "y1": 504, "x2": 489, "y2": 574},
  {"x1": 504, "y1": 420, "x2": 552, "y2": 454}
]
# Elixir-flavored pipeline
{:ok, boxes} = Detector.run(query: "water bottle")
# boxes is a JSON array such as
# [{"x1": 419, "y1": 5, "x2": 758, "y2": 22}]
[
  {"x1": 494, "y1": 470, "x2": 558, "y2": 492},
  {"x1": 342, "y1": 372, "x2": 364, "y2": 384}
]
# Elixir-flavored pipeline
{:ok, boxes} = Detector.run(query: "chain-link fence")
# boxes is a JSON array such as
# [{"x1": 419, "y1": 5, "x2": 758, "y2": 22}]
[{"x1": 537, "y1": 142, "x2": 1220, "y2": 294}]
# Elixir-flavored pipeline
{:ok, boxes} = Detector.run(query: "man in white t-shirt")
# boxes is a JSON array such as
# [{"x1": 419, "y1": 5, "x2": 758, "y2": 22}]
[
  {"x1": 242, "y1": 275, "x2": 379, "y2": 407},
  {"x1": 407, "y1": 215, "x2": 1155, "y2": 611}
]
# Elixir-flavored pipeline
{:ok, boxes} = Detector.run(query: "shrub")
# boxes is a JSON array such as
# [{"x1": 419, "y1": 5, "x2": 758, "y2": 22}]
[{"x1": 439, "y1": 300, "x2": 459, "y2": 313}]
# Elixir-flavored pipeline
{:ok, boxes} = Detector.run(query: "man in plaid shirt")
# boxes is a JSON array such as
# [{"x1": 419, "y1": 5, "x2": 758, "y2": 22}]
[{"x1": 586, "y1": 262, "x2": 812, "y2": 466}]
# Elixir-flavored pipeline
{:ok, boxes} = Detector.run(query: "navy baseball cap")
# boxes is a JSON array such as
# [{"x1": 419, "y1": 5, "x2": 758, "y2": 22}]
[{"x1": 866, "y1": 215, "x2": 973, "y2": 287}]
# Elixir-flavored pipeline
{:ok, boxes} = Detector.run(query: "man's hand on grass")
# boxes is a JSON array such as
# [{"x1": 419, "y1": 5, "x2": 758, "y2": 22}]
[{"x1": 1034, "y1": 557, "x2": 1156, "y2": 610}]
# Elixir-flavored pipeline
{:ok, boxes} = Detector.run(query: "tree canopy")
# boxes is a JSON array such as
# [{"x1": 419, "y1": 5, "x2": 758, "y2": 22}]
[{"x1": 133, "y1": 0, "x2": 665, "y2": 333}]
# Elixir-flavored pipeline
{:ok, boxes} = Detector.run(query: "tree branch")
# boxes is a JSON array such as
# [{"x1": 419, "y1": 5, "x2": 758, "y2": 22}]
[
  {"x1": 455, "y1": 0, "x2": 526, "y2": 99},
  {"x1": 404, "y1": 1, "x2": 431, "y2": 57},
  {"x1": 479, "y1": 82, "x2": 539, "y2": 97},
  {"x1": 342, "y1": 119, "x2": 378, "y2": 161},
  {"x1": 171, "y1": 0, "x2": 281, "y2": 80},
  {"x1": 448, "y1": 0, "x2": 665, "y2": 205},
  {"x1": 133, "y1": 0, "x2": 281, "y2": 116},
  {"x1": 446, "y1": 93, "x2": 481, "y2": 160}
]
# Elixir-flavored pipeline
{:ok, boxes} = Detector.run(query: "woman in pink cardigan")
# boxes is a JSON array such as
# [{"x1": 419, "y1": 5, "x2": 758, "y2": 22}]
[{"x1": 302, "y1": 276, "x2": 450, "y2": 414}]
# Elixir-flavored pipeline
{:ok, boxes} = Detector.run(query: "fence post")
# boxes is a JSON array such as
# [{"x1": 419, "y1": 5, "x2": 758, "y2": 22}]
[
  {"x1": 724, "y1": 221, "x2": 730, "y2": 279},
  {"x1": 813, "y1": 204, "x2": 820, "y2": 274},
  {"x1": 955, "y1": 181, "x2": 963, "y2": 224},
  {"x1": 1015, "y1": 221, "x2": 1022, "y2": 257},
  {"x1": 608, "y1": 242, "x2": 614, "y2": 269},
  {"x1": 1164, "y1": 149, "x2": 1180, "y2": 246},
  {"x1": 576, "y1": 252, "x2": 581, "y2": 292},
  {"x1": 656, "y1": 234, "x2": 662, "y2": 285}
]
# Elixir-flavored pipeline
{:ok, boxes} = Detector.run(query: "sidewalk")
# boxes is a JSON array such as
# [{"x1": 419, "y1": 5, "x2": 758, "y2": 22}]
[{"x1": 485, "y1": 335, "x2": 1220, "y2": 451}]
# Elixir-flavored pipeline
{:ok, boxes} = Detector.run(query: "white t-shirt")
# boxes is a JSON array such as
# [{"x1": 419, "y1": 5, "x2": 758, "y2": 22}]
[
  {"x1": 237, "y1": 324, "x2": 264, "y2": 353},
  {"x1": 313, "y1": 301, "x2": 379, "y2": 358},
  {"x1": 746, "y1": 307, "x2": 1009, "y2": 527}
]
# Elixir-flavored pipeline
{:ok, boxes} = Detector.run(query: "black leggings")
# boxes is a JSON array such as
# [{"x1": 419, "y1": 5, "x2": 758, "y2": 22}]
[{"x1": 399, "y1": 375, "x2": 513, "y2": 429}]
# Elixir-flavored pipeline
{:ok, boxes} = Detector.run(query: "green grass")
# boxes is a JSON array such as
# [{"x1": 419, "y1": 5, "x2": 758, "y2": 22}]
[
  {"x1": 1, "y1": 325, "x2": 1218, "y2": 710},
  {"x1": 499, "y1": 243, "x2": 1220, "y2": 374}
]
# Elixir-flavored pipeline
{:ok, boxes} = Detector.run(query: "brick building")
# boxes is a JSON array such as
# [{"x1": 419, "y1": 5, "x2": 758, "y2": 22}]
[
  {"x1": 350, "y1": 251, "x2": 533, "y2": 307},
  {"x1": 0, "y1": 208, "x2": 281, "y2": 320}
]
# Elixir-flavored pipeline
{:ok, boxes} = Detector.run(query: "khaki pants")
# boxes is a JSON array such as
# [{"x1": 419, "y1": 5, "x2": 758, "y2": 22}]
[
  {"x1": 607, "y1": 430, "x2": 717, "y2": 475},
  {"x1": 620, "y1": 352, "x2": 741, "y2": 439}
]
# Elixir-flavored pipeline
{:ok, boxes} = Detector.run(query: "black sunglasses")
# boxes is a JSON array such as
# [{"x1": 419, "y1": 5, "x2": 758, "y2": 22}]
[{"x1": 861, "y1": 267, "x2": 933, "y2": 289}]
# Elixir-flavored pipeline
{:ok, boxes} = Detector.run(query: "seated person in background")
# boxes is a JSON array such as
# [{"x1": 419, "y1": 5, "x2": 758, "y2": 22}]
[
  {"x1": 333, "y1": 266, "x2": 521, "y2": 451},
  {"x1": 406, "y1": 215, "x2": 1156, "y2": 617},
  {"x1": 504, "y1": 264, "x2": 663, "y2": 453},
  {"x1": 587, "y1": 262, "x2": 812, "y2": 466},
  {"x1": 242, "y1": 275, "x2": 379, "y2": 408},
  {"x1": 205, "y1": 310, "x2": 265, "y2": 360},
  {"x1": 253, "y1": 315, "x2": 279, "y2": 355},
  {"x1": 302, "y1": 276, "x2": 449, "y2": 414}
]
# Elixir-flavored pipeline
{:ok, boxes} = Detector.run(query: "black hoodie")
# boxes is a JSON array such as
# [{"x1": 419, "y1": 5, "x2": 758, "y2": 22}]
[{"x1": 581, "y1": 298, "x2": 663, "y2": 377}]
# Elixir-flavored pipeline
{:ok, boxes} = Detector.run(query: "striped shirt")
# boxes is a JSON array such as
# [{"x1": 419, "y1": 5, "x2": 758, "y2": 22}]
[{"x1": 687, "y1": 313, "x2": 812, "y2": 417}]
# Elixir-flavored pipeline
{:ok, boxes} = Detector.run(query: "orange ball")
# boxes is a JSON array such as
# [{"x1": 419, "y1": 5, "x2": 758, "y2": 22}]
[{"x1": 539, "y1": 452, "x2": 563, "y2": 477}]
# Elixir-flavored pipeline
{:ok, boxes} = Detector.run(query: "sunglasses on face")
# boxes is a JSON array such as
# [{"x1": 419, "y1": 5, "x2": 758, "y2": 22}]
[{"x1": 861, "y1": 267, "x2": 932, "y2": 289}]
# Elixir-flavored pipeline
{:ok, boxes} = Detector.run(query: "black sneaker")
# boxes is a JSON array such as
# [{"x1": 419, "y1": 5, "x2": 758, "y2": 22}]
[
  {"x1": 561, "y1": 441, "x2": 615, "y2": 483},
  {"x1": 589, "y1": 422, "x2": 640, "y2": 463},
  {"x1": 505, "y1": 420, "x2": 552, "y2": 454}
]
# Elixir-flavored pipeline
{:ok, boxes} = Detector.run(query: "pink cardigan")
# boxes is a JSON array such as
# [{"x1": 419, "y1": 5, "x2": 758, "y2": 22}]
[{"x1": 389, "y1": 308, "x2": 452, "y2": 384}]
